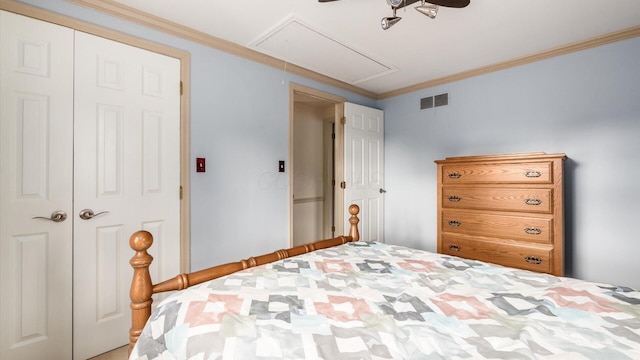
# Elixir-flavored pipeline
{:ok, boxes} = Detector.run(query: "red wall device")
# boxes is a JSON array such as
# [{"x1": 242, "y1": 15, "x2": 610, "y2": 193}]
[{"x1": 196, "y1": 158, "x2": 205, "y2": 172}]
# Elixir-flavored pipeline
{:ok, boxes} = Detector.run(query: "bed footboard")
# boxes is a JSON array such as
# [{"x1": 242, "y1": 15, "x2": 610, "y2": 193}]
[{"x1": 128, "y1": 204, "x2": 360, "y2": 354}]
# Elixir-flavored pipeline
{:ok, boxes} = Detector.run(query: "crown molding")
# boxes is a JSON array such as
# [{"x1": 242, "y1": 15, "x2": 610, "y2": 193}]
[
  {"x1": 8, "y1": 0, "x2": 638, "y2": 101},
  {"x1": 377, "y1": 25, "x2": 640, "y2": 99}
]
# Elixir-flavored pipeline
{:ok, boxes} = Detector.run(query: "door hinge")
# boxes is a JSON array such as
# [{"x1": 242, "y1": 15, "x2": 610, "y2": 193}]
[
  {"x1": 332, "y1": 179, "x2": 335, "y2": 186},
  {"x1": 180, "y1": 81, "x2": 183, "y2": 95},
  {"x1": 341, "y1": 116, "x2": 346, "y2": 125},
  {"x1": 331, "y1": 226, "x2": 335, "y2": 232},
  {"x1": 179, "y1": 185, "x2": 183, "y2": 199},
  {"x1": 340, "y1": 181, "x2": 346, "y2": 189}
]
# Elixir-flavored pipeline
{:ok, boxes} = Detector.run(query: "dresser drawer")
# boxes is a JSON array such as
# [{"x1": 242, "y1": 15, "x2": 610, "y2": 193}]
[
  {"x1": 441, "y1": 210, "x2": 552, "y2": 243},
  {"x1": 441, "y1": 234, "x2": 552, "y2": 273},
  {"x1": 442, "y1": 187, "x2": 552, "y2": 213},
  {"x1": 442, "y1": 162, "x2": 552, "y2": 184}
]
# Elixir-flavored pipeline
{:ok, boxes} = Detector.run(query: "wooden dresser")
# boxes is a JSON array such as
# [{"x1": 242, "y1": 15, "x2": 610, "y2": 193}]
[{"x1": 435, "y1": 152, "x2": 566, "y2": 276}]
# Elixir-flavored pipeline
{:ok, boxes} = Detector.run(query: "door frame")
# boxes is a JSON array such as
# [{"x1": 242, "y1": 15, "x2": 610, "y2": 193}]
[
  {"x1": 289, "y1": 83, "x2": 345, "y2": 246},
  {"x1": 0, "y1": 0, "x2": 191, "y2": 272}
]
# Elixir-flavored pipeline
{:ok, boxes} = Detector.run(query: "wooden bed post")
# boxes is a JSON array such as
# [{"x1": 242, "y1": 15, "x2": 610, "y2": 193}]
[
  {"x1": 128, "y1": 230, "x2": 154, "y2": 355},
  {"x1": 348, "y1": 204, "x2": 360, "y2": 241}
]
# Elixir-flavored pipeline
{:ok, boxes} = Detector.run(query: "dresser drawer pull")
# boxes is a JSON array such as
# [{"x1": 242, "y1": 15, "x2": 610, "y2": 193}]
[
  {"x1": 448, "y1": 220, "x2": 461, "y2": 227},
  {"x1": 524, "y1": 256, "x2": 543, "y2": 265},
  {"x1": 448, "y1": 172, "x2": 461, "y2": 179},
  {"x1": 524, "y1": 198, "x2": 542, "y2": 206},
  {"x1": 524, "y1": 227, "x2": 542, "y2": 235},
  {"x1": 448, "y1": 244, "x2": 462, "y2": 252},
  {"x1": 448, "y1": 195, "x2": 462, "y2": 202},
  {"x1": 524, "y1": 171, "x2": 542, "y2": 178}
]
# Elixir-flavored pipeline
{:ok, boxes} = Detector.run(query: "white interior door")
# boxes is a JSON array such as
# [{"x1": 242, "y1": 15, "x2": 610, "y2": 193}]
[
  {"x1": 0, "y1": 11, "x2": 74, "y2": 359},
  {"x1": 72, "y1": 32, "x2": 181, "y2": 358},
  {"x1": 343, "y1": 103, "x2": 384, "y2": 242}
]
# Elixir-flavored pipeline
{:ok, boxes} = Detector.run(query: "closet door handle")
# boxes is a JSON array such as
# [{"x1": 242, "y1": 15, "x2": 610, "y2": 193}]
[
  {"x1": 32, "y1": 210, "x2": 67, "y2": 223},
  {"x1": 79, "y1": 209, "x2": 109, "y2": 220}
]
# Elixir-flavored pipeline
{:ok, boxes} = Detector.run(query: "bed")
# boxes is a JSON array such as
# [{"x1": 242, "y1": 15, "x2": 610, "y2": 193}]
[{"x1": 128, "y1": 204, "x2": 640, "y2": 359}]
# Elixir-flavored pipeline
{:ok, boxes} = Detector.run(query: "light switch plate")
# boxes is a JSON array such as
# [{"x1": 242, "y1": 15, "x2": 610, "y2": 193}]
[{"x1": 196, "y1": 158, "x2": 205, "y2": 172}]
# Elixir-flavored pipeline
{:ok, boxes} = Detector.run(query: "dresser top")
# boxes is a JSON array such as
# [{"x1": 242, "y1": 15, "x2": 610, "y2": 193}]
[{"x1": 434, "y1": 152, "x2": 567, "y2": 164}]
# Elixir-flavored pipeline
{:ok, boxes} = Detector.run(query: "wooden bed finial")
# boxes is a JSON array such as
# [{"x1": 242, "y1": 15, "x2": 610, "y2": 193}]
[
  {"x1": 348, "y1": 204, "x2": 360, "y2": 241},
  {"x1": 128, "y1": 230, "x2": 154, "y2": 355}
]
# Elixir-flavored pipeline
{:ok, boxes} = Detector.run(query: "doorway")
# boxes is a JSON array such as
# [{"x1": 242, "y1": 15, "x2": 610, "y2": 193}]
[{"x1": 289, "y1": 84, "x2": 345, "y2": 246}]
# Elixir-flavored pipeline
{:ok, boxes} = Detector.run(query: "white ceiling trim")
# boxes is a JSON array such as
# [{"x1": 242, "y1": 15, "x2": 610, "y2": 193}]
[{"x1": 62, "y1": 0, "x2": 640, "y2": 100}]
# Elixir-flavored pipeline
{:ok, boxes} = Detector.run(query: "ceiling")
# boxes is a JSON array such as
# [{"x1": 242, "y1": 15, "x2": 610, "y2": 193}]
[{"x1": 110, "y1": 0, "x2": 640, "y2": 97}]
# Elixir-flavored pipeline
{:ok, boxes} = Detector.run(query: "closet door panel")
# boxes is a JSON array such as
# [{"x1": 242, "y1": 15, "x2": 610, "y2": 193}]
[
  {"x1": 73, "y1": 31, "x2": 181, "y2": 359},
  {"x1": 0, "y1": 11, "x2": 73, "y2": 360}
]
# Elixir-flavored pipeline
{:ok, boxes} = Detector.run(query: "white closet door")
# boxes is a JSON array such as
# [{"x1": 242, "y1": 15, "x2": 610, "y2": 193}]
[
  {"x1": 0, "y1": 11, "x2": 74, "y2": 359},
  {"x1": 344, "y1": 103, "x2": 384, "y2": 242},
  {"x1": 72, "y1": 31, "x2": 181, "y2": 359}
]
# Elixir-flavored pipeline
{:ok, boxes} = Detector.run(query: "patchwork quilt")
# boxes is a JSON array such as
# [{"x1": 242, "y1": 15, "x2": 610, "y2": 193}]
[{"x1": 130, "y1": 242, "x2": 640, "y2": 359}]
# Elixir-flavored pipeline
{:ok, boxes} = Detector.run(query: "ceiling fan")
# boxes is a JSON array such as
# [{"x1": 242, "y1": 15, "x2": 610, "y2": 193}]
[
  {"x1": 318, "y1": 0, "x2": 469, "y2": 9},
  {"x1": 318, "y1": 0, "x2": 471, "y2": 29}
]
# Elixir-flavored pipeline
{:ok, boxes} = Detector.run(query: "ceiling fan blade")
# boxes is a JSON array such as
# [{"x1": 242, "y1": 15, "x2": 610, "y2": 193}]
[
  {"x1": 393, "y1": 0, "x2": 470, "y2": 9},
  {"x1": 427, "y1": 0, "x2": 470, "y2": 8},
  {"x1": 317, "y1": 0, "x2": 469, "y2": 9}
]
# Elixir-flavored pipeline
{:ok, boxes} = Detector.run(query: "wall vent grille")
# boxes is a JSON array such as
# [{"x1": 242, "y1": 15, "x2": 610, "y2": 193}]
[{"x1": 420, "y1": 96, "x2": 433, "y2": 109}]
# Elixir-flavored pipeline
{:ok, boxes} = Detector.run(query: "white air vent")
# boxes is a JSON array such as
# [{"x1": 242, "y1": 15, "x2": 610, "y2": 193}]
[{"x1": 251, "y1": 16, "x2": 397, "y2": 85}]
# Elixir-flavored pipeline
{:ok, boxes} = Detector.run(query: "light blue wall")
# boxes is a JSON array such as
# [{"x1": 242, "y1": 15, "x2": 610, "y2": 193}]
[
  {"x1": 16, "y1": 1, "x2": 640, "y2": 289},
  {"x1": 18, "y1": 0, "x2": 376, "y2": 271},
  {"x1": 380, "y1": 37, "x2": 640, "y2": 289}
]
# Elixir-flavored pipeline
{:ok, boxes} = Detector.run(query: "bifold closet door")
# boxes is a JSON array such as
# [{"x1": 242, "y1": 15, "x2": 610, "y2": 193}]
[
  {"x1": 0, "y1": 11, "x2": 74, "y2": 359},
  {"x1": 73, "y1": 32, "x2": 181, "y2": 359},
  {"x1": 2, "y1": 10, "x2": 182, "y2": 359}
]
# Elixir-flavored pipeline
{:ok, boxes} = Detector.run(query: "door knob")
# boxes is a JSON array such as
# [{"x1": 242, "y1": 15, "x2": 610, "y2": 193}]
[
  {"x1": 379, "y1": 188, "x2": 387, "y2": 193},
  {"x1": 32, "y1": 210, "x2": 68, "y2": 223},
  {"x1": 79, "y1": 209, "x2": 109, "y2": 220}
]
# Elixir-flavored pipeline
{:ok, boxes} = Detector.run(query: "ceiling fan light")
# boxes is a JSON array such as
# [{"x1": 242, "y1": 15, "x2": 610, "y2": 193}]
[
  {"x1": 416, "y1": 3, "x2": 439, "y2": 18},
  {"x1": 381, "y1": 16, "x2": 402, "y2": 30}
]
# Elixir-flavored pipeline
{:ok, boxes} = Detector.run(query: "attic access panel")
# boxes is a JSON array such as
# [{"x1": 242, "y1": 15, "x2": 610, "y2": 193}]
[{"x1": 251, "y1": 17, "x2": 397, "y2": 85}]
